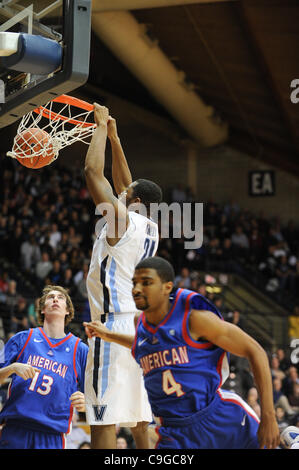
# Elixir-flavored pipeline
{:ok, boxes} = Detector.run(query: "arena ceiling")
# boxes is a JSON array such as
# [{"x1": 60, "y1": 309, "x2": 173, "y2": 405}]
[
  {"x1": 0, "y1": 1, "x2": 298, "y2": 178},
  {"x1": 87, "y1": 0, "x2": 299, "y2": 177}
]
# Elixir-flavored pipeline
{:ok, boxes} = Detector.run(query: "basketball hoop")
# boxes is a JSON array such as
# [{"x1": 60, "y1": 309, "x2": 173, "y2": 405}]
[{"x1": 7, "y1": 94, "x2": 96, "y2": 166}]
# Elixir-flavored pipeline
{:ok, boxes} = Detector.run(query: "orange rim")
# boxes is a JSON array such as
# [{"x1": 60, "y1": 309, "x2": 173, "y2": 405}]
[{"x1": 33, "y1": 94, "x2": 96, "y2": 128}]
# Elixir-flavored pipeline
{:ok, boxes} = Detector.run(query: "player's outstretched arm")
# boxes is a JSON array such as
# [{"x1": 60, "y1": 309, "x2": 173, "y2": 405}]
[
  {"x1": 0, "y1": 363, "x2": 39, "y2": 384},
  {"x1": 83, "y1": 321, "x2": 134, "y2": 349},
  {"x1": 107, "y1": 117, "x2": 132, "y2": 195},
  {"x1": 84, "y1": 104, "x2": 128, "y2": 240},
  {"x1": 189, "y1": 310, "x2": 280, "y2": 450},
  {"x1": 84, "y1": 103, "x2": 111, "y2": 207}
]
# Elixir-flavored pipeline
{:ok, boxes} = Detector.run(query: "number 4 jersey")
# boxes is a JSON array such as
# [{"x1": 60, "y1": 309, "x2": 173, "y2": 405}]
[
  {"x1": 0, "y1": 327, "x2": 88, "y2": 433},
  {"x1": 132, "y1": 288, "x2": 230, "y2": 419}
]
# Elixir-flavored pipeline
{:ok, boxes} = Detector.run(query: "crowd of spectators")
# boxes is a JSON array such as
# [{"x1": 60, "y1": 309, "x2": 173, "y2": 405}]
[
  {"x1": 0, "y1": 160, "x2": 299, "y2": 338},
  {"x1": 0, "y1": 159, "x2": 299, "y2": 446}
]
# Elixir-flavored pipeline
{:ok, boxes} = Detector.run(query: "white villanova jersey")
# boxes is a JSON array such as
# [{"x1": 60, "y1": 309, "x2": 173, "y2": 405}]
[{"x1": 87, "y1": 210, "x2": 159, "y2": 319}]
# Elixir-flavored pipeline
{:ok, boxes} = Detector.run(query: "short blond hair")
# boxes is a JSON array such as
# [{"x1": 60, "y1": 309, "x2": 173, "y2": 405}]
[{"x1": 37, "y1": 285, "x2": 75, "y2": 326}]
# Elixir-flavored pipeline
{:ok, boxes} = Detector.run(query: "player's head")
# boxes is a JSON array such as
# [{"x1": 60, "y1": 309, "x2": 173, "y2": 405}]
[
  {"x1": 120, "y1": 179, "x2": 162, "y2": 210},
  {"x1": 37, "y1": 285, "x2": 75, "y2": 326},
  {"x1": 132, "y1": 256, "x2": 174, "y2": 312}
]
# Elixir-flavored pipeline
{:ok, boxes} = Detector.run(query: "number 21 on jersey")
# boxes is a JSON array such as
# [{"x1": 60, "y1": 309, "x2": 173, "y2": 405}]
[
  {"x1": 162, "y1": 370, "x2": 185, "y2": 397},
  {"x1": 142, "y1": 237, "x2": 156, "y2": 260}
]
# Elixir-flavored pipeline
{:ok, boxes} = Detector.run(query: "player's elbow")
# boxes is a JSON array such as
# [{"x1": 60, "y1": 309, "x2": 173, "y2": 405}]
[
  {"x1": 84, "y1": 164, "x2": 103, "y2": 180},
  {"x1": 245, "y1": 338, "x2": 268, "y2": 364},
  {"x1": 84, "y1": 164, "x2": 95, "y2": 175}
]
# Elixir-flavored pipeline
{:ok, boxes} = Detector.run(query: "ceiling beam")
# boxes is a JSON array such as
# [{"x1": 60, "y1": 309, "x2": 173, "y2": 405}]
[
  {"x1": 92, "y1": 10, "x2": 228, "y2": 147},
  {"x1": 92, "y1": 0, "x2": 237, "y2": 13},
  {"x1": 237, "y1": 1, "x2": 299, "y2": 156}
]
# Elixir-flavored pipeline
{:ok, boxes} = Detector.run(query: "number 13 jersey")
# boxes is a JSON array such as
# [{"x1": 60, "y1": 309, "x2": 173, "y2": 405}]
[{"x1": 0, "y1": 327, "x2": 88, "y2": 433}]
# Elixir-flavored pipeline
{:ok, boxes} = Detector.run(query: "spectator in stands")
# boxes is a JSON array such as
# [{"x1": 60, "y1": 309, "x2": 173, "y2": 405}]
[
  {"x1": 276, "y1": 348, "x2": 292, "y2": 373},
  {"x1": 0, "y1": 272, "x2": 9, "y2": 294},
  {"x1": 174, "y1": 267, "x2": 191, "y2": 289},
  {"x1": 48, "y1": 260, "x2": 63, "y2": 284},
  {"x1": 39, "y1": 234, "x2": 54, "y2": 260},
  {"x1": 115, "y1": 425, "x2": 135, "y2": 449},
  {"x1": 68, "y1": 226, "x2": 82, "y2": 249},
  {"x1": 275, "y1": 406, "x2": 290, "y2": 432},
  {"x1": 6, "y1": 225, "x2": 23, "y2": 265},
  {"x1": 58, "y1": 252, "x2": 69, "y2": 273},
  {"x1": 206, "y1": 237, "x2": 223, "y2": 270},
  {"x1": 288, "y1": 383, "x2": 299, "y2": 413},
  {"x1": 197, "y1": 283, "x2": 207, "y2": 297},
  {"x1": 216, "y1": 213, "x2": 232, "y2": 241},
  {"x1": 20, "y1": 235, "x2": 41, "y2": 272},
  {"x1": 282, "y1": 366, "x2": 299, "y2": 399},
  {"x1": 248, "y1": 227, "x2": 263, "y2": 263},
  {"x1": 272, "y1": 377, "x2": 296, "y2": 417},
  {"x1": 78, "y1": 441, "x2": 91, "y2": 449},
  {"x1": 10, "y1": 297, "x2": 29, "y2": 333},
  {"x1": 275, "y1": 255, "x2": 296, "y2": 294},
  {"x1": 116, "y1": 436, "x2": 128, "y2": 449},
  {"x1": 170, "y1": 183, "x2": 187, "y2": 204},
  {"x1": 246, "y1": 387, "x2": 261, "y2": 418},
  {"x1": 282, "y1": 220, "x2": 299, "y2": 254},
  {"x1": 0, "y1": 216, "x2": 9, "y2": 258},
  {"x1": 62, "y1": 268, "x2": 77, "y2": 298},
  {"x1": 5, "y1": 280, "x2": 19, "y2": 312},
  {"x1": 288, "y1": 306, "x2": 299, "y2": 340},
  {"x1": 270, "y1": 355, "x2": 286, "y2": 381},
  {"x1": 35, "y1": 252, "x2": 53, "y2": 283},
  {"x1": 66, "y1": 410, "x2": 91, "y2": 449},
  {"x1": 49, "y1": 223, "x2": 62, "y2": 251},
  {"x1": 225, "y1": 309, "x2": 244, "y2": 330},
  {"x1": 231, "y1": 225, "x2": 249, "y2": 259},
  {"x1": 57, "y1": 231, "x2": 72, "y2": 255},
  {"x1": 204, "y1": 203, "x2": 219, "y2": 238},
  {"x1": 77, "y1": 271, "x2": 89, "y2": 302},
  {"x1": 266, "y1": 226, "x2": 288, "y2": 259},
  {"x1": 74, "y1": 262, "x2": 89, "y2": 286},
  {"x1": 27, "y1": 297, "x2": 39, "y2": 328}
]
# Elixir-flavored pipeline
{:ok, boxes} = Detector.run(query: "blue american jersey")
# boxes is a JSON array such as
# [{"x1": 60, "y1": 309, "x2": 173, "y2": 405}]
[
  {"x1": 0, "y1": 327, "x2": 88, "y2": 433},
  {"x1": 132, "y1": 288, "x2": 230, "y2": 420}
]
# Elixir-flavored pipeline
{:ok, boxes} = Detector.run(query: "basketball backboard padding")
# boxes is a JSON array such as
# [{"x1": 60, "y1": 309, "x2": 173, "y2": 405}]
[
  {"x1": 0, "y1": 0, "x2": 92, "y2": 129},
  {"x1": 0, "y1": 32, "x2": 62, "y2": 74},
  {"x1": 0, "y1": 32, "x2": 19, "y2": 56}
]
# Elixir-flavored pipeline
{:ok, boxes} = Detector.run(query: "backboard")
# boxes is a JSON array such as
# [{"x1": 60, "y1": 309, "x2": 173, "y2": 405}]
[{"x1": 0, "y1": 0, "x2": 92, "y2": 128}]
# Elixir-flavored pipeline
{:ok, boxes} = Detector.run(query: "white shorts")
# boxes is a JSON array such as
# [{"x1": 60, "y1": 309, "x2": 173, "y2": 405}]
[{"x1": 84, "y1": 313, "x2": 152, "y2": 427}]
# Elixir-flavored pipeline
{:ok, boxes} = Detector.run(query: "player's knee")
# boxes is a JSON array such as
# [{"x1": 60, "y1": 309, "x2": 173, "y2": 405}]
[
  {"x1": 91, "y1": 424, "x2": 115, "y2": 435},
  {"x1": 132, "y1": 421, "x2": 149, "y2": 435}
]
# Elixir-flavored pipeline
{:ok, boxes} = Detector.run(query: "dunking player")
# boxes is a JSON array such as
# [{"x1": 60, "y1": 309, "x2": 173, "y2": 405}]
[
  {"x1": 0, "y1": 286, "x2": 88, "y2": 449},
  {"x1": 84, "y1": 103, "x2": 162, "y2": 449},
  {"x1": 84, "y1": 256, "x2": 281, "y2": 449}
]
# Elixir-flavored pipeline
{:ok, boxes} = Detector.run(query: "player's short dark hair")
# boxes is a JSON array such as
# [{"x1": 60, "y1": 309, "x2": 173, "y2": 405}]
[
  {"x1": 135, "y1": 256, "x2": 175, "y2": 283},
  {"x1": 132, "y1": 179, "x2": 162, "y2": 208}
]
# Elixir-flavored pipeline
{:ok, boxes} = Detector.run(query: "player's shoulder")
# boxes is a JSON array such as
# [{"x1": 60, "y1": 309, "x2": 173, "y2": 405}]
[
  {"x1": 73, "y1": 336, "x2": 89, "y2": 353},
  {"x1": 4, "y1": 328, "x2": 34, "y2": 350},
  {"x1": 11, "y1": 328, "x2": 34, "y2": 342},
  {"x1": 128, "y1": 210, "x2": 156, "y2": 225},
  {"x1": 178, "y1": 289, "x2": 222, "y2": 318},
  {"x1": 174, "y1": 288, "x2": 214, "y2": 310}
]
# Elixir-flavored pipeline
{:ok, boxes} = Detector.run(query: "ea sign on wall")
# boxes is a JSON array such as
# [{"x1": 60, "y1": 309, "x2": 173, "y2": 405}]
[{"x1": 249, "y1": 171, "x2": 275, "y2": 197}]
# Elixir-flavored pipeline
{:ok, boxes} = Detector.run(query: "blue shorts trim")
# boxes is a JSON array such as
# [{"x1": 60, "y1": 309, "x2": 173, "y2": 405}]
[
  {"x1": 0, "y1": 421, "x2": 66, "y2": 449},
  {"x1": 154, "y1": 390, "x2": 260, "y2": 449}
]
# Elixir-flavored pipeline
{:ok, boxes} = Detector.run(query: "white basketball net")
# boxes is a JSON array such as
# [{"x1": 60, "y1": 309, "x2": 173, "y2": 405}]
[{"x1": 7, "y1": 96, "x2": 96, "y2": 164}]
